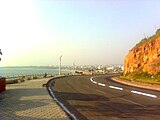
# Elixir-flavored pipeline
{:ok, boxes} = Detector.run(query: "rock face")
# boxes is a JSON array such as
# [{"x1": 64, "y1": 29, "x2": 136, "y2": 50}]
[{"x1": 124, "y1": 30, "x2": 160, "y2": 76}]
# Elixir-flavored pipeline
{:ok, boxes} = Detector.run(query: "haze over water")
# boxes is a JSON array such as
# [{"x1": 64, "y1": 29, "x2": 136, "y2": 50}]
[{"x1": 0, "y1": 66, "x2": 69, "y2": 78}]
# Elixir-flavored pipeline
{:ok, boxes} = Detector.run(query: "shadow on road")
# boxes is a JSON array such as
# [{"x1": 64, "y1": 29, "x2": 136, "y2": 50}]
[{"x1": 53, "y1": 90, "x2": 160, "y2": 120}]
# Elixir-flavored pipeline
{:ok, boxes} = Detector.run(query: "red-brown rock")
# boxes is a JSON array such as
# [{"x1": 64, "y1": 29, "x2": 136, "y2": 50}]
[{"x1": 124, "y1": 30, "x2": 160, "y2": 76}]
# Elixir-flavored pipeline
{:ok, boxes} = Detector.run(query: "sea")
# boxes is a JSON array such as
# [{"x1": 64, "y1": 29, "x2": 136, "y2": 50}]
[{"x1": 0, "y1": 66, "x2": 71, "y2": 78}]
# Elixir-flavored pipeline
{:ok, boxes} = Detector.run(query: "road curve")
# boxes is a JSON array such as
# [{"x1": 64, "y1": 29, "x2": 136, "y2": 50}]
[{"x1": 49, "y1": 74, "x2": 160, "y2": 120}]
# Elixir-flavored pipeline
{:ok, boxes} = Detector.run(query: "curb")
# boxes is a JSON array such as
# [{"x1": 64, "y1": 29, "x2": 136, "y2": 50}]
[
  {"x1": 6, "y1": 79, "x2": 25, "y2": 84},
  {"x1": 46, "y1": 76, "x2": 77, "y2": 120},
  {"x1": 111, "y1": 77, "x2": 160, "y2": 91}
]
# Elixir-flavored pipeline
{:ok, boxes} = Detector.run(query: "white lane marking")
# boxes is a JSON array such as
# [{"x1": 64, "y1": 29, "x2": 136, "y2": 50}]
[
  {"x1": 90, "y1": 77, "x2": 93, "y2": 82},
  {"x1": 90, "y1": 77, "x2": 97, "y2": 84},
  {"x1": 93, "y1": 81, "x2": 97, "y2": 84},
  {"x1": 131, "y1": 90, "x2": 157, "y2": 98},
  {"x1": 109, "y1": 85, "x2": 123, "y2": 91},
  {"x1": 121, "y1": 98, "x2": 146, "y2": 107},
  {"x1": 96, "y1": 89, "x2": 106, "y2": 94},
  {"x1": 90, "y1": 77, "x2": 106, "y2": 86},
  {"x1": 98, "y1": 83, "x2": 106, "y2": 87},
  {"x1": 91, "y1": 76, "x2": 159, "y2": 99}
]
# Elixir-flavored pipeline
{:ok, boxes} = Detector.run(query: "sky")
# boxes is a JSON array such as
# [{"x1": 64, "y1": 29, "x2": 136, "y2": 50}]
[{"x1": 0, "y1": 0, "x2": 160, "y2": 66}]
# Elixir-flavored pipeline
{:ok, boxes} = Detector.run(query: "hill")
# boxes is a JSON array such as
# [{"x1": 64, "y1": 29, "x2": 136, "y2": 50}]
[{"x1": 123, "y1": 29, "x2": 160, "y2": 84}]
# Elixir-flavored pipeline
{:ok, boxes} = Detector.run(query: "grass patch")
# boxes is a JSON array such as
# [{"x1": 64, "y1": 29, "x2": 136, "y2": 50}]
[
  {"x1": 122, "y1": 72, "x2": 160, "y2": 85},
  {"x1": 134, "y1": 78, "x2": 160, "y2": 85}
]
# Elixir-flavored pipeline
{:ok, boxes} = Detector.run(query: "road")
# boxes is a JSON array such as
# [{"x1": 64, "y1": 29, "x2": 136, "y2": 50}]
[{"x1": 49, "y1": 74, "x2": 160, "y2": 120}]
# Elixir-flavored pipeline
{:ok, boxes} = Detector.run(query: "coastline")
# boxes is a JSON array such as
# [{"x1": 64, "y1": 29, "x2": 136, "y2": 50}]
[
  {"x1": 112, "y1": 77, "x2": 160, "y2": 91},
  {"x1": 0, "y1": 66, "x2": 71, "y2": 78},
  {"x1": 5, "y1": 74, "x2": 63, "y2": 84}
]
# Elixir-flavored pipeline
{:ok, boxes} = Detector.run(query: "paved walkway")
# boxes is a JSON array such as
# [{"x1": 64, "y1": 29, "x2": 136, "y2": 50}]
[{"x1": 0, "y1": 78, "x2": 70, "y2": 120}]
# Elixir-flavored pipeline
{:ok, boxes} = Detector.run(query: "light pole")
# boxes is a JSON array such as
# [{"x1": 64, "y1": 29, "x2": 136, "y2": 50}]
[
  {"x1": 59, "y1": 55, "x2": 62, "y2": 75},
  {"x1": 73, "y1": 62, "x2": 75, "y2": 75}
]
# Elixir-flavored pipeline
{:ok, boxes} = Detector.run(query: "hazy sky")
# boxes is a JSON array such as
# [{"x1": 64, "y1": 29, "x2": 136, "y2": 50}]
[{"x1": 0, "y1": 0, "x2": 160, "y2": 66}]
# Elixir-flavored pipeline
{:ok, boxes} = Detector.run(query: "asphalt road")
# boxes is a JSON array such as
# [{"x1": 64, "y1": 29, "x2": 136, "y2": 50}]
[{"x1": 50, "y1": 74, "x2": 160, "y2": 120}]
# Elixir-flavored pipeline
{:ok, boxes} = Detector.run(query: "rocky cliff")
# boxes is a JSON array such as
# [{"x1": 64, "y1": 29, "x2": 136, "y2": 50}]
[{"x1": 124, "y1": 29, "x2": 160, "y2": 76}]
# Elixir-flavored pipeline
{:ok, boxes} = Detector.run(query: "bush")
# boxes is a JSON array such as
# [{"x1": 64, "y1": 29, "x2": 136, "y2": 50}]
[
  {"x1": 33, "y1": 76, "x2": 38, "y2": 79},
  {"x1": 135, "y1": 72, "x2": 150, "y2": 79},
  {"x1": 154, "y1": 72, "x2": 160, "y2": 79},
  {"x1": 156, "y1": 28, "x2": 160, "y2": 35}
]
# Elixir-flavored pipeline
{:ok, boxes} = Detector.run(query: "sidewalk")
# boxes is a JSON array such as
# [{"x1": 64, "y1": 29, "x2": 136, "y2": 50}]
[{"x1": 0, "y1": 78, "x2": 70, "y2": 120}]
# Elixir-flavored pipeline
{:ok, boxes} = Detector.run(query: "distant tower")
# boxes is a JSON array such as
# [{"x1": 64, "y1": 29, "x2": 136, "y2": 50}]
[{"x1": 59, "y1": 55, "x2": 62, "y2": 75}]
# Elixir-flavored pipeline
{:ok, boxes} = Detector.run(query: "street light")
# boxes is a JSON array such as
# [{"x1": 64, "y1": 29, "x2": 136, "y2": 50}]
[
  {"x1": 73, "y1": 62, "x2": 75, "y2": 75},
  {"x1": 59, "y1": 55, "x2": 62, "y2": 75}
]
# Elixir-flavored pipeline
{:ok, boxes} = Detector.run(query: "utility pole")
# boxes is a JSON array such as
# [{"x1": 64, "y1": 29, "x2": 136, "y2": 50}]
[{"x1": 59, "y1": 55, "x2": 62, "y2": 75}]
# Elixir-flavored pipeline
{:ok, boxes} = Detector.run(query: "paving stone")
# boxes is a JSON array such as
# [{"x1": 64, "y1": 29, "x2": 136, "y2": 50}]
[{"x1": 0, "y1": 78, "x2": 70, "y2": 120}]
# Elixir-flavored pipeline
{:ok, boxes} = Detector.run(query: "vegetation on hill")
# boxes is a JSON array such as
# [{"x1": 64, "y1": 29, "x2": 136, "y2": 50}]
[
  {"x1": 134, "y1": 28, "x2": 160, "y2": 49},
  {"x1": 123, "y1": 28, "x2": 160, "y2": 85},
  {"x1": 121, "y1": 72, "x2": 160, "y2": 85}
]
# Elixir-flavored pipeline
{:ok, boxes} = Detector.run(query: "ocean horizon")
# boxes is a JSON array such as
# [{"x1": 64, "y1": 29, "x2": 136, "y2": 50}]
[{"x1": 0, "y1": 66, "x2": 71, "y2": 78}]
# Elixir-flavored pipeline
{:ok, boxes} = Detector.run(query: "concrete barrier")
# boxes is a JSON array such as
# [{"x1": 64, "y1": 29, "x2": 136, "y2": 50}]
[{"x1": 0, "y1": 77, "x2": 6, "y2": 92}]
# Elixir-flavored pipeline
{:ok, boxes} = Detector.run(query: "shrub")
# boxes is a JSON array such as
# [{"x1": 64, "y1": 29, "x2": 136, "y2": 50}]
[
  {"x1": 156, "y1": 28, "x2": 160, "y2": 35},
  {"x1": 131, "y1": 72, "x2": 151, "y2": 80}
]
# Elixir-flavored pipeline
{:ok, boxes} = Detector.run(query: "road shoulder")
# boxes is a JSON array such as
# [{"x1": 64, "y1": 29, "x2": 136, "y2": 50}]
[{"x1": 112, "y1": 77, "x2": 160, "y2": 91}]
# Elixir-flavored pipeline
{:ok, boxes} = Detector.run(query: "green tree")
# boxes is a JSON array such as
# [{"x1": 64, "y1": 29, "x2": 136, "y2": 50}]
[{"x1": 0, "y1": 49, "x2": 2, "y2": 61}]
